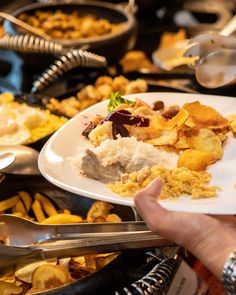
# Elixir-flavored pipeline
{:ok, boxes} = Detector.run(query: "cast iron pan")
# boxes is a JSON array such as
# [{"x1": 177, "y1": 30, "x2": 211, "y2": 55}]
[{"x1": 4, "y1": 1, "x2": 137, "y2": 67}]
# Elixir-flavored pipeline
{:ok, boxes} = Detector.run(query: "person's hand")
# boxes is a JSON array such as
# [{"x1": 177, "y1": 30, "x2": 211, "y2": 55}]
[{"x1": 134, "y1": 178, "x2": 236, "y2": 279}]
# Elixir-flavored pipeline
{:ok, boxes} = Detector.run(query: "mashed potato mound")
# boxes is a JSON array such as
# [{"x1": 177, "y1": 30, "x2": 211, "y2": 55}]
[{"x1": 108, "y1": 164, "x2": 220, "y2": 199}]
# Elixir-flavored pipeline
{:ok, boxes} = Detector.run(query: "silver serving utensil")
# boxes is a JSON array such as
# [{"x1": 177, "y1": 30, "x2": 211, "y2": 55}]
[
  {"x1": 0, "y1": 232, "x2": 169, "y2": 267},
  {"x1": 0, "y1": 145, "x2": 40, "y2": 175},
  {"x1": 0, "y1": 214, "x2": 150, "y2": 246},
  {"x1": 0, "y1": 215, "x2": 170, "y2": 266},
  {"x1": 153, "y1": 14, "x2": 236, "y2": 70},
  {"x1": 183, "y1": 33, "x2": 236, "y2": 61},
  {"x1": 184, "y1": 14, "x2": 236, "y2": 60},
  {"x1": 195, "y1": 48, "x2": 236, "y2": 88},
  {"x1": 0, "y1": 152, "x2": 15, "y2": 170},
  {"x1": 0, "y1": 12, "x2": 52, "y2": 41}
]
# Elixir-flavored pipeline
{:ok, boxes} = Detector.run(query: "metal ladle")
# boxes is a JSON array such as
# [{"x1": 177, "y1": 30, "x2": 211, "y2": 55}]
[
  {"x1": 0, "y1": 12, "x2": 52, "y2": 41},
  {"x1": 0, "y1": 145, "x2": 40, "y2": 175},
  {"x1": 195, "y1": 48, "x2": 236, "y2": 88},
  {"x1": 0, "y1": 152, "x2": 16, "y2": 170}
]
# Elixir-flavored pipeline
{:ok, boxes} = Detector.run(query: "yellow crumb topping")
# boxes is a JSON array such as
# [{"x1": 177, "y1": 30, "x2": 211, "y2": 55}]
[
  {"x1": 25, "y1": 110, "x2": 67, "y2": 144},
  {"x1": 108, "y1": 165, "x2": 220, "y2": 199}
]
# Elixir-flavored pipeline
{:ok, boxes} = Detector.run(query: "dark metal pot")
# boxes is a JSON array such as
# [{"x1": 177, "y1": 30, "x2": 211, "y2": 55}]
[
  {"x1": 4, "y1": 1, "x2": 137, "y2": 67},
  {"x1": 0, "y1": 174, "x2": 143, "y2": 294}
]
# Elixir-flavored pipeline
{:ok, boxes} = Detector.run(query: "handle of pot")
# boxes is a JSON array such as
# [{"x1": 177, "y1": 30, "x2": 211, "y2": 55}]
[
  {"x1": 123, "y1": 0, "x2": 137, "y2": 14},
  {"x1": 37, "y1": 0, "x2": 137, "y2": 14}
]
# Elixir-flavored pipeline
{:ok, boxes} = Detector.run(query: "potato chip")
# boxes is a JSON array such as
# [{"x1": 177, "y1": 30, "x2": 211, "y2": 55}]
[
  {"x1": 87, "y1": 201, "x2": 113, "y2": 222},
  {"x1": 183, "y1": 101, "x2": 228, "y2": 129},
  {"x1": 145, "y1": 128, "x2": 178, "y2": 146},
  {"x1": 174, "y1": 135, "x2": 190, "y2": 150},
  {"x1": 105, "y1": 214, "x2": 122, "y2": 222},
  {"x1": 0, "y1": 266, "x2": 15, "y2": 284},
  {"x1": 95, "y1": 253, "x2": 119, "y2": 270},
  {"x1": 187, "y1": 128, "x2": 223, "y2": 161},
  {"x1": 149, "y1": 114, "x2": 167, "y2": 131},
  {"x1": 32, "y1": 264, "x2": 72, "y2": 289},
  {"x1": 226, "y1": 114, "x2": 236, "y2": 136},
  {"x1": 164, "y1": 107, "x2": 189, "y2": 130},
  {"x1": 128, "y1": 125, "x2": 161, "y2": 141},
  {"x1": 0, "y1": 281, "x2": 22, "y2": 295},
  {"x1": 177, "y1": 149, "x2": 214, "y2": 171},
  {"x1": 15, "y1": 260, "x2": 57, "y2": 284},
  {"x1": 150, "y1": 107, "x2": 188, "y2": 131},
  {"x1": 70, "y1": 257, "x2": 94, "y2": 279}
]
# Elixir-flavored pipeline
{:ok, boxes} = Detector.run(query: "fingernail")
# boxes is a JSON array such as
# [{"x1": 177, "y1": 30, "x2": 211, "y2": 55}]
[{"x1": 145, "y1": 177, "x2": 163, "y2": 194}]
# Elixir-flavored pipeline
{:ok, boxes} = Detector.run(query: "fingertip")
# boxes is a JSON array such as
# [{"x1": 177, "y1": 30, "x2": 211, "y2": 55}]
[{"x1": 134, "y1": 177, "x2": 164, "y2": 218}]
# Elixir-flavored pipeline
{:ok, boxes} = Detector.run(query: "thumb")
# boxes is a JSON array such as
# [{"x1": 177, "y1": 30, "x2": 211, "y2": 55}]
[
  {"x1": 134, "y1": 177, "x2": 191, "y2": 244},
  {"x1": 134, "y1": 178, "x2": 173, "y2": 234}
]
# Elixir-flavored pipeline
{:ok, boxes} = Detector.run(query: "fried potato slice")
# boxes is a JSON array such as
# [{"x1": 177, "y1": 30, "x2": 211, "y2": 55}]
[
  {"x1": 70, "y1": 257, "x2": 94, "y2": 279},
  {"x1": 226, "y1": 114, "x2": 236, "y2": 136},
  {"x1": 145, "y1": 128, "x2": 178, "y2": 146},
  {"x1": 32, "y1": 199, "x2": 46, "y2": 223},
  {"x1": 164, "y1": 107, "x2": 189, "y2": 130},
  {"x1": 87, "y1": 201, "x2": 113, "y2": 223},
  {"x1": 12, "y1": 200, "x2": 28, "y2": 217},
  {"x1": 40, "y1": 214, "x2": 83, "y2": 224},
  {"x1": 95, "y1": 253, "x2": 119, "y2": 270},
  {"x1": 17, "y1": 191, "x2": 32, "y2": 212},
  {"x1": 150, "y1": 107, "x2": 188, "y2": 132},
  {"x1": 0, "y1": 196, "x2": 19, "y2": 212},
  {"x1": 177, "y1": 149, "x2": 214, "y2": 171},
  {"x1": 105, "y1": 214, "x2": 122, "y2": 223},
  {"x1": 128, "y1": 125, "x2": 161, "y2": 141},
  {"x1": 149, "y1": 114, "x2": 167, "y2": 131},
  {"x1": 32, "y1": 264, "x2": 72, "y2": 289},
  {"x1": 174, "y1": 135, "x2": 190, "y2": 150},
  {"x1": 183, "y1": 101, "x2": 228, "y2": 129},
  {"x1": 34, "y1": 193, "x2": 58, "y2": 216},
  {"x1": 0, "y1": 281, "x2": 22, "y2": 295},
  {"x1": 63, "y1": 209, "x2": 71, "y2": 215},
  {"x1": 15, "y1": 260, "x2": 57, "y2": 284},
  {"x1": 0, "y1": 265, "x2": 15, "y2": 284},
  {"x1": 188, "y1": 128, "x2": 223, "y2": 161}
]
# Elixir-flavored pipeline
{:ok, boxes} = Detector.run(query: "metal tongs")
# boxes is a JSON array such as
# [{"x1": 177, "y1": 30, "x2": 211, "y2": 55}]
[
  {"x1": 0, "y1": 215, "x2": 170, "y2": 267},
  {"x1": 183, "y1": 14, "x2": 236, "y2": 88}
]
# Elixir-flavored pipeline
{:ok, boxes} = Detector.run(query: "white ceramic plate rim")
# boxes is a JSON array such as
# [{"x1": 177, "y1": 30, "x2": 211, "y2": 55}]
[{"x1": 39, "y1": 92, "x2": 236, "y2": 214}]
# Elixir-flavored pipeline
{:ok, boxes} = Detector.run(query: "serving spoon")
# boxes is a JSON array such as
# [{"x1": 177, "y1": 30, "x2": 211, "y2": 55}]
[
  {"x1": 0, "y1": 145, "x2": 40, "y2": 175},
  {"x1": 0, "y1": 152, "x2": 15, "y2": 171},
  {"x1": 0, "y1": 12, "x2": 52, "y2": 41},
  {"x1": 195, "y1": 48, "x2": 236, "y2": 88}
]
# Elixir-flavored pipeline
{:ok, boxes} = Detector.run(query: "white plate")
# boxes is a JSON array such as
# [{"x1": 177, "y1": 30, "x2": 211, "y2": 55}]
[{"x1": 39, "y1": 92, "x2": 236, "y2": 214}]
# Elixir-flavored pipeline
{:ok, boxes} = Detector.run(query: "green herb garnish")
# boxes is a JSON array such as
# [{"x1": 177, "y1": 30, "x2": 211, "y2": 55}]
[{"x1": 107, "y1": 92, "x2": 134, "y2": 112}]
